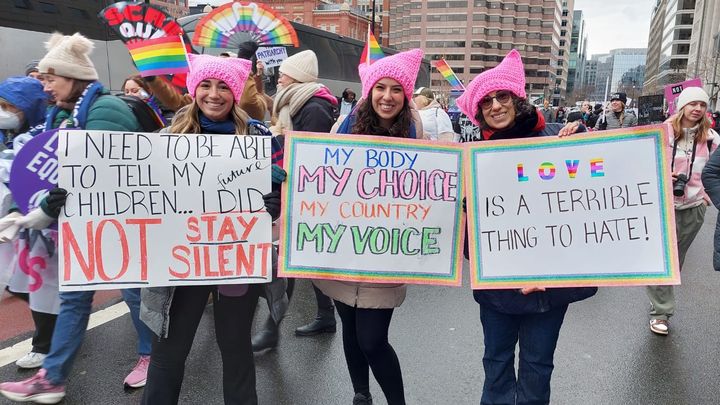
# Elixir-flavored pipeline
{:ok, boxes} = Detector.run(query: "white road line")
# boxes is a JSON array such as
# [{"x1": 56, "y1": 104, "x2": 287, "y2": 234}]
[{"x1": 0, "y1": 302, "x2": 129, "y2": 368}]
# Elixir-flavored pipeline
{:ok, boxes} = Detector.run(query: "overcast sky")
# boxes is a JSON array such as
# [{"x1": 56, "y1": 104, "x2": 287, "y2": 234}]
[{"x1": 574, "y1": 0, "x2": 655, "y2": 57}]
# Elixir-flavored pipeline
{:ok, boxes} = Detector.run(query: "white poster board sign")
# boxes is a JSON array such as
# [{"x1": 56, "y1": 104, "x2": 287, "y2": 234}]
[
  {"x1": 58, "y1": 130, "x2": 273, "y2": 291},
  {"x1": 465, "y1": 125, "x2": 680, "y2": 288},
  {"x1": 256, "y1": 47, "x2": 288, "y2": 68}
]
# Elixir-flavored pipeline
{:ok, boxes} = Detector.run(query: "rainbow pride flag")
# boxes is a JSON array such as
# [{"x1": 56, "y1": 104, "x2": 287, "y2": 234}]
[
  {"x1": 434, "y1": 59, "x2": 464, "y2": 90},
  {"x1": 359, "y1": 30, "x2": 384, "y2": 65},
  {"x1": 127, "y1": 36, "x2": 189, "y2": 77}
]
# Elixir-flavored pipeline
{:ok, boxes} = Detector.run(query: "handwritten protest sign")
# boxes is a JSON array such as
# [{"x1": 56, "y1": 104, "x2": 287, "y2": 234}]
[
  {"x1": 58, "y1": 130, "x2": 273, "y2": 291},
  {"x1": 465, "y1": 125, "x2": 680, "y2": 289},
  {"x1": 664, "y1": 78, "x2": 702, "y2": 115},
  {"x1": 256, "y1": 47, "x2": 288, "y2": 68},
  {"x1": 278, "y1": 132, "x2": 464, "y2": 286}
]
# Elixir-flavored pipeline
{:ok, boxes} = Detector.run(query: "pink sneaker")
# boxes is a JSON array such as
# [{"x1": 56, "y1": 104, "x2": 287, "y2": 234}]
[
  {"x1": 0, "y1": 369, "x2": 65, "y2": 404},
  {"x1": 124, "y1": 355, "x2": 150, "y2": 388}
]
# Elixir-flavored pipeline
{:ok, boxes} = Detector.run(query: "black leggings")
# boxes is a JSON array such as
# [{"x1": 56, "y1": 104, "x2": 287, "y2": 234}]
[
  {"x1": 334, "y1": 301, "x2": 405, "y2": 405},
  {"x1": 142, "y1": 286, "x2": 259, "y2": 405}
]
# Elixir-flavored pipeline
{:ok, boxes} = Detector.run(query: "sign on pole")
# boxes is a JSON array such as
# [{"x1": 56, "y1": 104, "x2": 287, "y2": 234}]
[
  {"x1": 465, "y1": 125, "x2": 680, "y2": 289},
  {"x1": 278, "y1": 132, "x2": 465, "y2": 286},
  {"x1": 664, "y1": 78, "x2": 703, "y2": 115},
  {"x1": 256, "y1": 47, "x2": 288, "y2": 68},
  {"x1": 58, "y1": 130, "x2": 273, "y2": 291}
]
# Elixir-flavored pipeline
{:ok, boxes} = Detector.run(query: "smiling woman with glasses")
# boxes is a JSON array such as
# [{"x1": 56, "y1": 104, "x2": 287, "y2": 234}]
[{"x1": 456, "y1": 49, "x2": 596, "y2": 405}]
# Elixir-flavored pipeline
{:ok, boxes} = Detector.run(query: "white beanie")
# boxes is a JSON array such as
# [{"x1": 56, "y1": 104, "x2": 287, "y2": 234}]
[
  {"x1": 38, "y1": 32, "x2": 98, "y2": 81},
  {"x1": 676, "y1": 86, "x2": 709, "y2": 112},
  {"x1": 279, "y1": 50, "x2": 318, "y2": 83}
]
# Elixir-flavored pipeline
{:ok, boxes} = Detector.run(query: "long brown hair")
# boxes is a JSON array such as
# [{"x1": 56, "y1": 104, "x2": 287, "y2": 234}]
[
  {"x1": 169, "y1": 102, "x2": 250, "y2": 134},
  {"x1": 351, "y1": 97, "x2": 413, "y2": 137},
  {"x1": 64, "y1": 79, "x2": 93, "y2": 103},
  {"x1": 121, "y1": 75, "x2": 150, "y2": 94},
  {"x1": 672, "y1": 104, "x2": 711, "y2": 142}
]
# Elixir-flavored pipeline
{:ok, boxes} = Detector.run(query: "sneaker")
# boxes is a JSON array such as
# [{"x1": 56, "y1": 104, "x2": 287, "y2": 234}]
[
  {"x1": 0, "y1": 369, "x2": 65, "y2": 404},
  {"x1": 15, "y1": 352, "x2": 47, "y2": 369},
  {"x1": 124, "y1": 355, "x2": 150, "y2": 388},
  {"x1": 650, "y1": 319, "x2": 669, "y2": 335}
]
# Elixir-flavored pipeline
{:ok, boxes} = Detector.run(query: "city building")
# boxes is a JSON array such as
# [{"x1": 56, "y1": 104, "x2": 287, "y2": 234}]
[
  {"x1": 687, "y1": 0, "x2": 720, "y2": 107},
  {"x1": 567, "y1": 9, "x2": 588, "y2": 102},
  {"x1": 643, "y1": 0, "x2": 694, "y2": 94},
  {"x1": 587, "y1": 49, "x2": 646, "y2": 103},
  {"x1": 388, "y1": 0, "x2": 566, "y2": 105},
  {"x1": 262, "y1": 0, "x2": 373, "y2": 42},
  {"x1": 554, "y1": 0, "x2": 574, "y2": 106},
  {"x1": 353, "y1": 0, "x2": 391, "y2": 46},
  {"x1": 582, "y1": 58, "x2": 597, "y2": 92}
]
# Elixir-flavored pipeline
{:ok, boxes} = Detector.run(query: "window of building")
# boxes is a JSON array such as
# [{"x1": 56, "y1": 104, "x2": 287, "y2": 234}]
[
  {"x1": 427, "y1": 14, "x2": 467, "y2": 22},
  {"x1": 426, "y1": 41, "x2": 466, "y2": 48},
  {"x1": 39, "y1": 2, "x2": 59, "y2": 13},
  {"x1": 517, "y1": 5, "x2": 529, "y2": 12},
  {"x1": 516, "y1": 18, "x2": 527, "y2": 25},
  {"x1": 470, "y1": 67, "x2": 484, "y2": 74}
]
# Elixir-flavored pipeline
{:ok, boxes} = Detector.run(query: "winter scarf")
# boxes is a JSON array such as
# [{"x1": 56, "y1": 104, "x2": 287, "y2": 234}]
[
  {"x1": 270, "y1": 82, "x2": 322, "y2": 134},
  {"x1": 44, "y1": 81, "x2": 104, "y2": 130},
  {"x1": 199, "y1": 112, "x2": 236, "y2": 134}
]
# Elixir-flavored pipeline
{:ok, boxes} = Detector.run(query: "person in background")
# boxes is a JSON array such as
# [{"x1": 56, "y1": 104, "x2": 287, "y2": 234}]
[
  {"x1": 412, "y1": 87, "x2": 456, "y2": 141},
  {"x1": 0, "y1": 77, "x2": 48, "y2": 147},
  {"x1": 337, "y1": 88, "x2": 357, "y2": 118},
  {"x1": 647, "y1": 87, "x2": 718, "y2": 335},
  {"x1": 594, "y1": 92, "x2": 637, "y2": 130},
  {"x1": 318, "y1": 48, "x2": 425, "y2": 405},
  {"x1": 554, "y1": 107, "x2": 566, "y2": 124},
  {"x1": 140, "y1": 54, "x2": 274, "y2": 405},
  {"x1": 565, "y1": 110, "x2": 584, "y2": 126},
  {"x1": 253, "y1": 50, "x2": 338, "y2": 352},
  {"x1": 456, "y1": 49, "x2": 596, "y2": 405},
  {"x1": 580, "y1": 101, "x2": 592, "y2": 123},
  {"x1": 540, "y1": 99, "x2": 554, "y2": 124},
  {"x1": 121, "y1": 75, "x2": 167, "y2": 126},
  {"x1": 586, "y1": 103, "x2": 603, "y2": 129},
  {"x1": 0, "y1": 32, "x2": 153, "y2": 405},
  {"x1": 24, "y1": 61, "x2": 40, "y2": 80}
]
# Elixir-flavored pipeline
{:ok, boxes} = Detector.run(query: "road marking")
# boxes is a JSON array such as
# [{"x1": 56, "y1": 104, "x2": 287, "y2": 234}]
[{"x1": 0, "y1": 302, "x2": 129, "y2": 368}]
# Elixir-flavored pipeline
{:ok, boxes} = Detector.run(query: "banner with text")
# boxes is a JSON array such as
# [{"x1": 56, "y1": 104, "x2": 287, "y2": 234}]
[
  {"x1": 58, "y1": 130, "x2": 273, "y2": 291},
  {"x1": 465, "y1": 125, "x2": 679, "y2": 289},
  {"x1": 278, "y1": 132, "x2": 464, "y2": 286}
]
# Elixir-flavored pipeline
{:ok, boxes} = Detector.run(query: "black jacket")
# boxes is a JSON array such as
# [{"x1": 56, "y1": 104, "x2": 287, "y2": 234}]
[
  {"x1": 292, "y1": 96, "x2": 335, "y2": 132},
  {"x1": 702, "y1": 149, "x2": 720, "y2": 272}
]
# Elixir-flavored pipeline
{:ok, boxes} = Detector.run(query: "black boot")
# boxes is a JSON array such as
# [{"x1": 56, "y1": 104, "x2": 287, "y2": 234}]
[
  {"x1": 352, "y1": 392, "x2": 372, "y2": 405},
  {"x1": 295, "y1": 308, "x2": 336, "y2": 336},
  {"x1": 251, "y1": 316, "x2": 279, "y2": 352}
]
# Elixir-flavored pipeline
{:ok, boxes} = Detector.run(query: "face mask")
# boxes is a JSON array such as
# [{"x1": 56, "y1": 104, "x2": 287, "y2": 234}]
[{"x1": 0, "y1": 108, "x2": 20, "y2": 130}]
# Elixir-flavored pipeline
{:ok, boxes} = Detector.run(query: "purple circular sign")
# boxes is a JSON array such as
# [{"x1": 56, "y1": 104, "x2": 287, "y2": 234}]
[{"x1": 9, "y1": 129, "x2": 59, "y2": 215}]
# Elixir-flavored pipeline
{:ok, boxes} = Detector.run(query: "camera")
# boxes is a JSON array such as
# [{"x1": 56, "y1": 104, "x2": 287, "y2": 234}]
[{"x1": 673, "y1": 173, "x2": 688, "y2": 197}]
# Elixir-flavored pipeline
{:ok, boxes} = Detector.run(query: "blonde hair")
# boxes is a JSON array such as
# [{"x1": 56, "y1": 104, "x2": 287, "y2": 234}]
[
  {"x1": 672, "y1": 104, "x2": 710, "y2": 142},
  {"x1": 169, "y1": 102, "x2": 250, "y2": 134}
]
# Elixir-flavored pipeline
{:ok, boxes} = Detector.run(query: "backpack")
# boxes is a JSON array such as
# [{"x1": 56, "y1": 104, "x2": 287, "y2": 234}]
[{"x1": 116, "y1": 94, "x2": 165, "y2": 132}]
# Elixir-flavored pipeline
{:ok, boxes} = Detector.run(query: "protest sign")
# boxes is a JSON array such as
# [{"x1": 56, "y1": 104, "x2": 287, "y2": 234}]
[
  {"x1": 58, "y1": 130, "x2": 273, "y2": 291},
  {"x1": 278, "y1": 132, "x2": 464, "y2": 286},
  {"x1": 256, "y1": 46, "x2": 288, "y2": 68},
  {"x1": 9, "y1": 129, "x2": 59, "y2": 215},
  {"x1": 465, "y1": 125, "x2": 679, "y2": 289},
  {"x1": 664, "y1": 78, "x2": 702, "y2": 115}
]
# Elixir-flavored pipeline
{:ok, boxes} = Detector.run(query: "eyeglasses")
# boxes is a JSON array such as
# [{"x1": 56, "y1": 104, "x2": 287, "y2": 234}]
[{"x1": 479, "y1": 91, "x2": 512, "y2": 110}]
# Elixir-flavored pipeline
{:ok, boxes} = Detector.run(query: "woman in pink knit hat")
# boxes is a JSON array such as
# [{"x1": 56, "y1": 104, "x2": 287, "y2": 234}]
[
  {"x1": 456, "y1": 49, "x2": 596, "y2": 405},
  {"x1": 139, "y1": 54, "x2": 283, "y2": 405},
  {"x1": 310, "y1": 48, "x2": 424, "y2": 405}
]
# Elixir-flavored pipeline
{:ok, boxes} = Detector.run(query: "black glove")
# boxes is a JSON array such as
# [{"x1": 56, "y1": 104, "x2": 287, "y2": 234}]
[
  {"x1": 42, "y1": 188, "x2": 68, "y2": 218},
  {"x1": 263, "y1": 190, "x2": 281, "y2": 220}
]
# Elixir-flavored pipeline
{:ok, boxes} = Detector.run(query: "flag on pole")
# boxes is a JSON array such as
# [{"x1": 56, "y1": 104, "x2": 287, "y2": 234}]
[
  {"x1": 434, "y1": 59, "x2": 465, "y2": 90},
  {"x1": 127, "y1": 36, "x2": 189, "y2": 77},
  {"x1": 359, "y1": 29, "x2": 384, "y2": 66}
]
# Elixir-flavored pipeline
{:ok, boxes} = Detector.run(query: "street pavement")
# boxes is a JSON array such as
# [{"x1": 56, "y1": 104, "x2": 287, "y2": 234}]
[{"x1": 1, "y1": 209, "x2": 720, "y2": 405}]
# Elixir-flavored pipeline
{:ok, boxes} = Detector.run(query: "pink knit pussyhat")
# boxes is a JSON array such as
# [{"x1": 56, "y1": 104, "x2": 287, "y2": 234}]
[
  {"x1": 186, "y1": 53, "x2": 252, "y2": 102},
  {"x1": 358, "y1": 48, "x2": 424, "y2": 101},
  {"x1": 457, "y1": 49, "x2": 526, "y2": 126}
]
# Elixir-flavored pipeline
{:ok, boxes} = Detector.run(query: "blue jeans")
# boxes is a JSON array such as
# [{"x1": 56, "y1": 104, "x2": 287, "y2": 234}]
[
  {"x1": 479, "y1": 304, "x2": 568, "y2": 405},
  {"x1": 44, "y1": 288, "x2": 154, "y2": 385}
]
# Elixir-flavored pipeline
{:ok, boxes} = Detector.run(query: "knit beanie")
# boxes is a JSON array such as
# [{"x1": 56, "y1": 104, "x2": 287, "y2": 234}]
[
  {"x1": 676, "y1": 87, "x2": 709, "y2": 112},
  {"x1": 279, "y1": 50, "x2": 318, "y2": 83},
  {"x1": 0, "y1": 76, "x2": 49, "y2": 126},
  {"x1": 186, "y1": 53, "x2": 252, "y2": 102},
  {"x1": 38, "y1": 33, "x2": 99, "y2": 81},
  {"x1": 358, "y1": 48, "x2": 424, "y2": 101},
  {"x1": 456, "y1": 49, "x2": 526, "y2": 126},
  {"x1": 24, "y1": 60, "x2": 39, "y2": 76}
]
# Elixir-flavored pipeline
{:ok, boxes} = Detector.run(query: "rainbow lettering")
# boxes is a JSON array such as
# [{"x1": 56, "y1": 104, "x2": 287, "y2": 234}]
[
  {"x1": 565, "y1": 160, "x2": 580, "y2": 178},
  {"x1": 590, "y1": 158, "x2": 605, "y2": 177},
  {"x1": 516, "y1": 164, "x2": 529, "y2": 182},
  {"x1": 538, "y1": 162, "x2": 556, "y2": 180}
]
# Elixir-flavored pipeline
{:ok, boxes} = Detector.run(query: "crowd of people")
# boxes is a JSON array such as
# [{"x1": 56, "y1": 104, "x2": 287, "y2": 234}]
[{"x1": 0, "y1": 29, "x2": 717, "y2": 405}]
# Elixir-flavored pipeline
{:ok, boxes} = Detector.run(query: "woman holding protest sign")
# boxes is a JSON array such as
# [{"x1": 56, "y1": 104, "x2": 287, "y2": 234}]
[
  {"x1": 139, "y1": 53, "x2": 282, "y2": 405},
  {"x1": 456, "y1": 49, "x2": 596, "y2": 405},
  {"x1": 647, "y1": 87, "x2": 718, "y2": 335},
  {"x1": 307, "y1": 48, "x2": 425, "y2": 405},
  {"x1": 0, "y1": 32, "x2": 153, "y2": 404}
]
